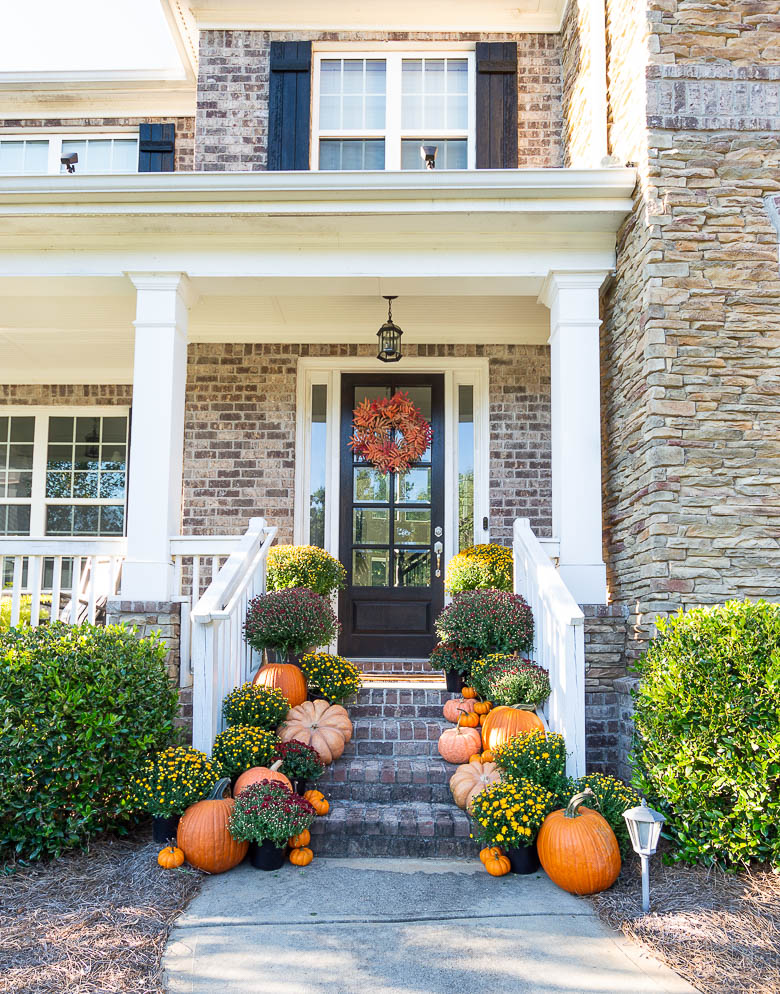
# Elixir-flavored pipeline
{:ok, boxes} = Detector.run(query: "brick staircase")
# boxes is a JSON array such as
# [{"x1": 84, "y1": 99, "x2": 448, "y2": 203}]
[{"x1": 309, "y1": 662, "x2": 478, "y2": 858}]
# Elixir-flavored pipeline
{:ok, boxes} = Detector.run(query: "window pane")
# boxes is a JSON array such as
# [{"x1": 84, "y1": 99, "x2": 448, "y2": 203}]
[
  {"x1": 7, "y1": 470, "x2": 32, "y2": 498},
  {"x1": 320, "y1": 60, "x2": 341, "y2": 94},
  {"x1": 99, "y1": 505, "x2": 125, "y2": 535},
  {"x1": 24, "y1": 141, "x2": 49, "y2": 172},
  {"x1": 111, "y1": 139, "x2": 138, "y2": 172},
  {"x1": 8, "y1": 444, "x2": 33, "y2": 470},
  {"x1": 394, "y1": 549, "x2": 430, "y2": 587},
  {"x1": 48, "y1": 417, "x2": 75, "y2": 442},
  {"x1": 402, "y1": 59, "x2": 422, "y2": 93},
  {"x1": 46, "y1": 472, "x2": 71, "y2": 498},
  {"x1": 99, "y1": 471, "x2": 125, "y2": 499},
  {"x1": 320, "y1": 139, "x2": 384, "y2": 170},
  {"x1": 9, "y1": 417, "x2": 34, "y2": 442},
  {"x1": 424, "y1": 94, "x2": 445, "y2": 129},
  {"x1": 458, "y1": 384, "x2": 475, "y2": 550},
  {"x1": 353, "y1": 507, "x2": 389, "y2": 544},
  {"x1": 72, "y1": 505, "x2": 100, "y2": 535},
  {"x1": 72, "y1": 472, "x2": 99, "y2": 498},
  {"x1": 0, "y1": 504, "x2": 31, "y2": 535},
  {"x1": 447, "y1": 59, "x2": 468, "y2": 93},
  {"x1": 309, "y1": 383, "x2": 327, "y2": 548},
  {"x1": 0, "y1": 142, "x2": 24, "y2": 173},
  {"x1": 353, "y1": 548, "x2": 389, "y2": 587},
  {"x1": 75, "y1": 417, "x2": 101, "y2": 443},
  {"x1": 401, "y1": 139, "x2": 467, "y2": 171},
  {"x1": 0, "y1": 418, "x2": 7, "y2": 442},
  {"x1": 343, "y1": 59, "x2": 364, "y2": 94},
  {"x1": 366, "y1": 60, "x2": 386, "y2": 94},
  {"x1": 101, "y1": 417, "x2": 127, "y2": 443},
  {"x1": 354, "y1": 467, "x2": 389, "y2": 503},
  {"x1": 342, "y1": 95, "x2": 363, "y2": 129},
  {"x1": 46, "y1": 505, "x2": 73, "y2": 534},
  {"x1": 74, "y1": 444, "x2": 100, "y2": 471},
  {"x1": 395, "y1": 509, "x2": 431, "y2": 545},
  {"x1": 47, "y1": 445, "x2": 73, "y2": 471},
  {"x1": 396, "y1": 468, "x2": 431, "y2": 503},
  {"x1": 85, "y1": 140, "x2": 112, "y2": 172}
]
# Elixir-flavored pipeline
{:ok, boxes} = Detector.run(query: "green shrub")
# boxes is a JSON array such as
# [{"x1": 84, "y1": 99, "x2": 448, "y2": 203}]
[
  {"x1": 445, "y1": 544, "x2": 513, "y2": 595},
  {"x1": 266, "y1": 545, "x2": 346, "y2": 598},
  {"x1": 435, "y1": 590, "x2": 534, "y2": 655},
  {"x1": 222, "y1": 683, "x2": 289, "y2": 729},
  {"x1": 471, "y1": 654, "x2": 550, "y2": 707},
  {"x1": 632, "y1": 600, "x2": 780, "y2": 868},
  {"x1": 573, "y1": 774, "x2": 639, "y2": 856},
  {"x1": 0, "y1": 622, "x2": 178, "y2": 861}
]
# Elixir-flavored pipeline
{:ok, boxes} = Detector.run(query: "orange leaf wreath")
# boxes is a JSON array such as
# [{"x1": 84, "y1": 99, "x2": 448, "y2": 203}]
[{"x1": 349, "y1": 391, "x2": 433, "y2": 474}]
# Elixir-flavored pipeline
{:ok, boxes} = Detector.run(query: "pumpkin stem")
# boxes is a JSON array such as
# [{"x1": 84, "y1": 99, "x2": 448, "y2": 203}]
[
  {"x1": 564, "y1": 788, "x2": 597, "y2": 818},
  {"x1": 269, "y1": 759, "x2": 283, "y2": 772},
  {"x1": 510, "y1": 703, "x2": 537, "y2": 712},
  {"x1": 207, "y1": 777, "x2": 232, "y2": 800}
]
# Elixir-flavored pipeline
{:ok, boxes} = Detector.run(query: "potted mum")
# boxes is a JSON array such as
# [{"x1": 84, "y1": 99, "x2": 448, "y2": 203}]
[
  {"x1": 229, "y1": 779, "x2": 316, "y2": 870},
  {"x1": 126, "y1": 746, "x2": 219, "y2": 844},
  {"x1": 471, "y1": 654, "x2": 550, "y2": 709},
  {"x1": 301, "y1": 652, "x2": 362, "y2": 704},
  {"x1": 222, "y1": 683, "x2": 290, "y2": 730},
  {"x1": 244, "y1": 586, "x2": 340, "y2": 667},
  {"x1": 429, "y1": 643, "x2": 481, "y2": 693},
  {"x1": 435, "y1": 589, "x2": 534, "y2": 656},
  {"x1": 470, "y1": 776, "x2": 555, "y2": 874},
  {"x1": 212, "y1": 725, "x2": 279, "y2": 783},
  {"x1": 445, "y1": 544, "x2": 514, "y2": 594},
  {"x1": 266, "y1": 545, "x2": 346, "y2": 598},
  {"x1": 274, "y1": 739, "x2": 325, "y2": 795}
]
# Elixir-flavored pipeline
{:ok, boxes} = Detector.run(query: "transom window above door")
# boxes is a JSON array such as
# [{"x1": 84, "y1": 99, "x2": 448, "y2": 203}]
[{"x1": 312, "y1": 52, "x2": 475, "y2": 171}]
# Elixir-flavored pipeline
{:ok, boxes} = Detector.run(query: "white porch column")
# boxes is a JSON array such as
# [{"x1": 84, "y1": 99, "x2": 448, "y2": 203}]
[
  {"x1": 539, "y1": 271, "x2": 609, "y2": 605},
  {"x1": 121, "y1": 273, "x2": 192, "y2": 600}
]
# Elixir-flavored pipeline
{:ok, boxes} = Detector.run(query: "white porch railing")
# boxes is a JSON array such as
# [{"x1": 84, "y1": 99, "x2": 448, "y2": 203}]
[
  {"x1": 513, "y1": 517, "x2": 586, "y2": 778},
  {"x1": 0, "y1": 538, "x2": 126, "y2": 627},
  {"x1": 189, "y1": 517, "x2": 277, "y2": 753}
]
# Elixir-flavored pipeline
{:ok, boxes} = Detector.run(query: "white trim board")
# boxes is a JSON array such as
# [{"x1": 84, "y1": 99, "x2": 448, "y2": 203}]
[{"x1": 293, "y1": 356, "x2": 490, "y2": 576}]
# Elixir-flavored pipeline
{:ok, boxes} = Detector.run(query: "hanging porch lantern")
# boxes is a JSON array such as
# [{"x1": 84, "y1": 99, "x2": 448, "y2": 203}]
[{"x1": 376, "y1": 295, "x2": 403, "y2": 363}]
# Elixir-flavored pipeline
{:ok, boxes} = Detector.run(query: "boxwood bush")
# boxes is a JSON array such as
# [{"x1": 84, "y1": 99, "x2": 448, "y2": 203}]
[
  {"x1": 0, "y1": 622, "x2": 179, "y2": 861},
  {"x1": 632, "y1": 600, "x2": 780, "y2": 868}
]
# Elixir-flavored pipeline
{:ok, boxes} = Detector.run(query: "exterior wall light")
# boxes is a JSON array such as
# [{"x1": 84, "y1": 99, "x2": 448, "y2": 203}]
[
  {"x1": 420, "y1": 144, "x2": 438, "y2": 169},
  {"x1": 376, "y1": 295, "x2": 403, "y2": 363},
  {"x1": 60, "y1": 153, "x2": 78, "y2": 174},
  {"x1": 622, "y1": 798, "x2": 665, "y2": 913}
]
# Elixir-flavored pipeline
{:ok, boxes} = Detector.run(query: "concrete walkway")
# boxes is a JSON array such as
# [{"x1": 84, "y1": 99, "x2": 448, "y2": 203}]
[{"x1": 164, "y1": 858, "x2": 699, "y2": 994}]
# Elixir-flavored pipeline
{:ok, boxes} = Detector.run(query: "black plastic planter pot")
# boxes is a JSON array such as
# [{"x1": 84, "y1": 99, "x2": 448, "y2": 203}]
[
  {"x1": 248, "y1": 840, "x2": 286, "y2": 870},
  {"x1": 445, "y1": 670, "x2": 464, "y2": 693},
  {"x1": 292, "y1": 779, "x2": 308, "y2": 796},
  {"x1": 152, "y1": 814, "x2": 180, "y2": 845},
  {"x1": 506, "y1": 842, "x2": 540, "y2": 875}
]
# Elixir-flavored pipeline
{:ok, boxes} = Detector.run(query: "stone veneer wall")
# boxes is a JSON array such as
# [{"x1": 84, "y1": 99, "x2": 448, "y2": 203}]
[
  {"x1": 0, "y1": 118, "x2": 195, "y2": 173},
  {"x1": 560, "y1": 0, "x2": 592, "y2": 165},
  {"x1": 196, "y1": 30, "x2": 564, "y2": 171},
  {"x1": 582, "y1": 604, "x2": 629, "y2": 772},
  {"x1": 183, "y1": 342, "x2": 552, "y2": 545}
]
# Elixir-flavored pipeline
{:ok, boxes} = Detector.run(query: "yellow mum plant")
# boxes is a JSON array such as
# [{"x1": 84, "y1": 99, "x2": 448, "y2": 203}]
[
  {"x1": 267, "y1": 545, "x2": 346, "y2": 597},
  {"x1": 125, "y1": 746, "x2": 219, "y2": 818},
  {"x1": 301, "y1": 652, "x2": 362, "y2": 705},
  {"x1": 445, "y1": 544, "x2": 513, "y2": 594},
  {"x1": 470, "y1": 777, "x2": 555, "y2": 849}
]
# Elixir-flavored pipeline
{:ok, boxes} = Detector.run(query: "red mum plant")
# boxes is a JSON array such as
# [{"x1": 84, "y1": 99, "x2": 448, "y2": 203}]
[
  {"x1": 244, "y1": 587, "x2": 340, "y2": 655},
  {"x1": 228, "y1": 780, "x2": 315, "y2": 848},
  {"x1": 435, "y1": 589, "x2": 534, "y2": 656}
]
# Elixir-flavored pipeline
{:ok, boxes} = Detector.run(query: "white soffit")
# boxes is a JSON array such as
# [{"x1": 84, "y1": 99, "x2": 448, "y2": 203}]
[{"x1": 183, "y1": 0, "x2": 567, "y2": 32}]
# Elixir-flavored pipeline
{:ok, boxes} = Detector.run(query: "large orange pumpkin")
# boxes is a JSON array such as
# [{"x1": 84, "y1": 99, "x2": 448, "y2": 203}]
[
  {"x1": 279, "y1": 699, "x2": 353, "y2": 764},
  {"x1": 537, "y1": 790, "x2": 621, "y2": 895},
  {"x1": 442, "y1": 697, "x2": 476, "y2": 723},
  {"x1": 253, "y1": 662, "x2": 307, "y2": 707},
  {"x1": 438, "y1": 721, "x2": 482, "y2": 764},
  {"x1": 234, "y1": 759, "x2": 292, "y2": 796},
  {"x1": 177, "y1": 778, "x2": 248, "y2": 874},
  {"x1": 480, "y1": 705, "x2": 545, "y2": 751}
]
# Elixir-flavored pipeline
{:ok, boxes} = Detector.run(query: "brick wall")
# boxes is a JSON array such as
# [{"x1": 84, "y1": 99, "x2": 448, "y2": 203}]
[
  {"x1": 196, "y1": 30, "x2": 564, "y2": 171},
  {"x1": 182, "y1": 341, "x2": 552, "y2": 545},
  {"x1": 0, "y1": 118, "x2": 195, "y2": 172},
  {"x1": 0, "y1": 384, "x2": 132, "y2": 405}
]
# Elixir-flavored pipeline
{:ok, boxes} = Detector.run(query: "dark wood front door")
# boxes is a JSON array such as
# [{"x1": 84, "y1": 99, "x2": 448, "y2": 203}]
[{"x1": 339, "y1": 374, "x2": 445, "y2": 658}]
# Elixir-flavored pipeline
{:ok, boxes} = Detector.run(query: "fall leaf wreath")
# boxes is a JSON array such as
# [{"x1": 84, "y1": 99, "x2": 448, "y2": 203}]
[{"x1": 349, "y1": 391, "x2": 433, "y2": 474}]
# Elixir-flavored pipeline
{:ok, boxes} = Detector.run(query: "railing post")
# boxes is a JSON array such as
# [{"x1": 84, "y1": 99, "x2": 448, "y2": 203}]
[{"x1": 192, "y1": 619, "x2": 218, "y2": 754}]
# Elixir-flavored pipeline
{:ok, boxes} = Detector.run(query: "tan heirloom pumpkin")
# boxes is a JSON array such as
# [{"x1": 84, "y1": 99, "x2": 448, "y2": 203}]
[
  {"x1": 438, "y1": 720, "x2": 482, "y2": 765},
  {"x1": 279, "y1": 699, "x2": 353, "y2": 764},
  {"x1": 442, "y1": 696, "x2": 477, "y2": 723},
  {"x1": 449, "y1": 759, "x2": 501, "y2": 810},
  {"x1": 233, "y1": 760, "x2": 292, "y2": 797},
  {"x1": 177, "y1": 779, "x2": 248, "y2": 874},
  {"x1": 537, "y1": 790, "x2": 621, "y2": 896},
  {"x1": 480, "y1": 705, "x2": 545, "y2": 751},
  {"x1": 253, "y1": 662, "x2": 307, "y2": 707}
]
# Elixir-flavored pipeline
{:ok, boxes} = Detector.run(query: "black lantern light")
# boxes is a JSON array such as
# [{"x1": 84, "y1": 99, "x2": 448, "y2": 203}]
[{"x1": 376, "y1": 295, "x2": 403, "y2": 363}]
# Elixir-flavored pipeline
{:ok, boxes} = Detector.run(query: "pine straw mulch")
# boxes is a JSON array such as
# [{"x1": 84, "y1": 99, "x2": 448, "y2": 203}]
[
  {"x1": 592, "y1": 845, "x2": 780, "y2": 994},
  {"x1": 0, "y1": 831, "x2": 202, "y2": 994}
]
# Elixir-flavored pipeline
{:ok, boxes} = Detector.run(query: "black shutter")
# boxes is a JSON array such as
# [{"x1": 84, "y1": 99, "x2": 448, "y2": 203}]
[
  {"x1": 268, "y1": 41, "x2": 312, "y2": 171},
  {"x1": 138, "y1": 122, "x2": 176, "y2": 172},
  {"x1": 475, "y1": 42, "x2": 518, "y2": 169}
]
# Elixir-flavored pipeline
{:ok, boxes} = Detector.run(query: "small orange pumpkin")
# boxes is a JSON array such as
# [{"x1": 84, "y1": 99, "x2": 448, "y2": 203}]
[
  {"x1": 288, "y1": 829, "x2": 311, "y2": 849},
  {"x1": 458, "y1": 711, "x2": 480, "y2": 728},
  {"x1": 481, "y1": 705, "x2": 545, "y2": 751},
  {"x1": 234, "y1": 760, "x2": 292, "y2": 797},
  {"x1": 461, "y1": 686, "x2": 477, "y2": 699},
  {"x1": 157, "y1": 845, "x2": 184, "y2": 869},
  {"x1": 469, "y1": 753, "x2": 482, "y2": 764},
  {"x1": 481, "y1": 749, "x2": 495, "y2": 763},
  {"x1": 484, "y1": 847, "x2": 511, "y2": 877},
  {"x1": 537, "y1": 790, "x2": 621, "y2": 896},
  {"x1": 474, "y1": 700, "x2": 492, "y2": 715},
  {"x1": 479, "y1": 846, "x2": 496, "y2": 865},
  {"x1": 303, "y1": 789, "x2": 330, "y2": 816},
  {"x1": 289, "y1": 846, "x2": 314, "y2": 866}
]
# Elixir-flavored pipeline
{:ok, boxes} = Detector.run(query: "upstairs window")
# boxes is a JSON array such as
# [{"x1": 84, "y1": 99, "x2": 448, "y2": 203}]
[
  {"x1": 312, "y1": 51, "x2": 475, "y2": 171},
  {"x1": 0, "y1": 135, "x2": 139, "y2": 175}
]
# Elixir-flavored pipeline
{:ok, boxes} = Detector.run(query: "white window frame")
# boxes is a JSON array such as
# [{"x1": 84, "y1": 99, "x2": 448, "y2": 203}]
[
  {"x1": 0, "y1": 133, "x2": 139, "y2": 175},
  {"x1": 311, "y1": 49, "x2": 476, "y2": 171},
  {"x1": 0, "y1": 407, "x2": 130, "y2": 537},
  {"x1": 293, "y1": 358, "x2": 489, "y2": 578}
]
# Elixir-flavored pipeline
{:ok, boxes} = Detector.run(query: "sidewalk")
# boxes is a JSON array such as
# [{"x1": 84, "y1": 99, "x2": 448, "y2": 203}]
[{"x1": 164, "y1": 858, "x2": 700, "y2": 994}]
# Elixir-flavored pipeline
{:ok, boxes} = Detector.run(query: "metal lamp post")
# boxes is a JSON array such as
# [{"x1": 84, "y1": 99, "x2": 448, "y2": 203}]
[{"x1": 622, "y1": 798, "x2": 665, "y2": 913}]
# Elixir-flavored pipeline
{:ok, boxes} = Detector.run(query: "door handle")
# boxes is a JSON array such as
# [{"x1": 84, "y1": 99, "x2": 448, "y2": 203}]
[{"x1": 434, "y1": 540, "x2": 443, "y2": 578}]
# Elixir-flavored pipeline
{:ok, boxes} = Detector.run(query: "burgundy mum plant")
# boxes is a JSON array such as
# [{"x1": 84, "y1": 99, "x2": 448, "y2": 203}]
[
  {"x1": 435, "y1": 589, "x2": 534, "y2": 655},
  {"x1": 228, "y1": 779, "x2": 316, "y2": 847},
  {"x1": 244, "y1": 586, "x2": 340, "y2": 655}
]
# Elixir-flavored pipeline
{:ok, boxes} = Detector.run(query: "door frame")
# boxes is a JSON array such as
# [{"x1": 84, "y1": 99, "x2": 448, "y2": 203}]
[{"x1": 294, "y1": 356, "x2": 490, "y2": 584}]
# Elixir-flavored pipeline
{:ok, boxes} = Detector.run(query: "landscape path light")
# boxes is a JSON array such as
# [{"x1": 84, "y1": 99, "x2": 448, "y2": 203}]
[{"x1": 623, "y1": 798, "x2": 665, "y2": 913}]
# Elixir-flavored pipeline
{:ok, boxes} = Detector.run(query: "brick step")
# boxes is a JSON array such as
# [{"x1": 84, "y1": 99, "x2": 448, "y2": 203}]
[
  {"x1": 319, "y1": 757, "x2": 456, "y2": 805},
  {"x1": 308, "y1": 800, "x2": 478, "y2": 858},
  {"x1": 349, "y1": 687, "x2": 455, "y2": 719},
  {"x1": 343, "y1": 716, "x2": 450, "y2": 757},
  {"x1": 354, "y1": 657, "x2": 436, "y2": 675}
]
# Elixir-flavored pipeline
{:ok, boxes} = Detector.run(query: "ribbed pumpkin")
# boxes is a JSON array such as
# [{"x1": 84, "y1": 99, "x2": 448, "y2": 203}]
[
  {"x1": 449, "y1": 759, "x2": 501, "y2": 810},
  {"x1": 279, "y1": 699, "x2": 352, "y2": 764},
  {"x1": 438, "y1": 720, "x2": 482, "y2": 764},
  {"x1": 537, "y1": 790, "x2": 621, "y2": 896},
  {"x1": 442, "y1": 696, "x2": 477, "y2": 723},
  {"x1": 233, "y1": 759, "x2": 292, "y2": 796},
  {"x1": 480, "y1": 706, "x2": 545, "y2": 751},
  {"x1": 177, "y1": 778, "x2": 248, "y2": 874},
  {"x1": 289, "y1": 846, "x2": 314, "y2": 866},
  {"x1": 253, "y1": 662, "x2": 307, "y2": 707}
]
